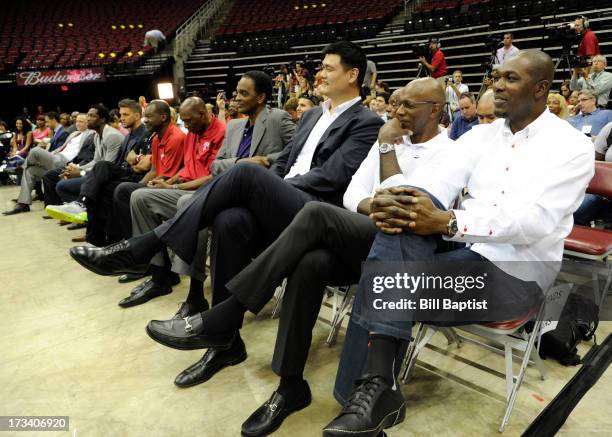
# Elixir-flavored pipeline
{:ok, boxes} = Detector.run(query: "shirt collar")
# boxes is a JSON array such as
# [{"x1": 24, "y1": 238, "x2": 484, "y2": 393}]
[
  {"x1": 321, "y1": 96, "x2": 361, "y2": 117},
  {"x1": 501, "y1": 107, "x2": 551, "y2": 139},
  {"x1": 402, "y1": 128, "x2": 447, "y2": 148},
  {"x1": 580, "y1": 108, "x2": 600, "y2": 117}
]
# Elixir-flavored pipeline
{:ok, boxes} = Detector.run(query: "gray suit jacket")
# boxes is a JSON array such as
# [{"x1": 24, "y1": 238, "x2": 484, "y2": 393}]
[
  {"x1": 80, "y1": 124, "x2": 124, "y2": 172},
  {"x1": 211, "y1": 107, "x2": 295, "y2": 176}
]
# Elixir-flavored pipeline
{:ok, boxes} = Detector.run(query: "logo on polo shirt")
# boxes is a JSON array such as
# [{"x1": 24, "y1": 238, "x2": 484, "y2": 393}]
[{"x1": 202, "y1": 141, "x2": 210, "y2": 152}]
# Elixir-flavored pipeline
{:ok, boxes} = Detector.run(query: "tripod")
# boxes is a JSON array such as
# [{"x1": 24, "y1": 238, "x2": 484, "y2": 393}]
[
  {"x1": 554, "y1": 47, "x2": 574, "y2": 80},
  {"x1": 416, "y1": 61, "x2": 429, "y2": 78},
  {"x1": 477, "y1": 49, "x2": 498, "y2": 101}
]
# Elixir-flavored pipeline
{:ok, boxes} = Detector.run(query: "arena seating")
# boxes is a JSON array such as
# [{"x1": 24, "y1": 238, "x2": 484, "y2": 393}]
[
  {"x1": 0, "y1": 0, "x2": 205, "y2": 74},
  {"x1": 186, "y1": 0, "x2": 612, "y2": 96},
  {"x1": 211, "y1": 0, "x2": 403, "y2": 53}
]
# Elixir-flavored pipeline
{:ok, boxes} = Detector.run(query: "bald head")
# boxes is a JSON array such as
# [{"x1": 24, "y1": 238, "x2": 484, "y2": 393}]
[
  {"x1": 476, "y1": 90, "x2": 496, "y2": 124},
  {"x1": 179, "y1": 96, "x2": 210, "y2": 133},
  {"x1": 512, "y1": 50, "x2": 554, "y2": 87},
  {"x1": 407, "y1": 77, "x2": 445, "y2": 105},
  {"x1": 180, "y1": 96, "x2": 206, "y2": 113}
]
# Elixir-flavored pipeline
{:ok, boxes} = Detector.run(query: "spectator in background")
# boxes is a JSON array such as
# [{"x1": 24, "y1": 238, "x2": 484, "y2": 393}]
[
  {"x1": 35, "y1": 105, "x2": 45, "y2": 119},
  {"x1": 445, "y1": 70, "x2": 469, "y2": 115},
  {"x1": 575, "y1": 15, "x2": 599, "y2": 60},
  {"x1": 568, "y1": 90, "x2": 580, "y2": 115},
  {"x1": 362, "y1": 58, "x2": 377, "y2": 97},
  {"x1": 560, "y1": 80, "x2": 572, "y2": 103},
  {"x1": 9, "y1": 117, "x2": 33, "y2": 162},
  {"x1": 45, "y1": 111, "x2": 69, "y2": 152},
  {"x1": 570, "y1": 55, "x2": 612, "y2": 108},
  {"x1": 375, "y1": 81, "x2": 390, "y2": 95},
  {"x1": 144, "y1": 29, "x2": 166, "y2": 51},
  {"x1": 449, "y1": 92, "x2": 478, "y2": 140},
  {"x1": 139, "y1": 96, "x2": 148, "y2": 113},
  {"x1": 495, "y1": 32, "x2": 519, "y2": 64},
  {"x1": 284, "y1": 97, "x2": 299, "y2": 122},
  {"x1": 567, "y1": 90, "x2": 612, "y2": 138},
  {"x1": 386, "y1": 89, "x2": 401, "y2": 120},
  {"x1": 296, "y1": 95, "x2": 321, "y2": 120},
  {"x1": 216, "y1": 93, "x2": 246, "y2": 124},
  {"x1": 3, "y1": 114, "x2": 91, "y2": 216},
  {"x1": 109, "y1": 109, "x2": 129, "y2": 136},
  {"x1": 419, "y1": 37, "x2": 447, "y2": 88},
  {"x1": 476, "y1": 89, "x2": 496, "y2": 124},
  {"x1": 59, "y1": 113, "x2": 71, "y2": 131},
  {"x1": 32, "y1": 115, "x2": 51, "y2": 148},
  {"x1": 297, "y1": 75, "x2": 313, "y2": 98},
  {"x1": 547, "y1": 93, "x2": 570, "y2": 119},
  {"x1": 274, "y1": 65, "x2": 291, "y2": 108},
  {"x1": 369, "y1": 93, "x2": 390, "y2": 121}
]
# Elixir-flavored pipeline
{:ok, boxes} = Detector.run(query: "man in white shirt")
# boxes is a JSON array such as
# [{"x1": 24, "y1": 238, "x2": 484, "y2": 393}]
[
  {"x1": 445, "y1": 70, "x2": 469, "y2": 114},
  {"x1": 325, "y1": 50, "x2": 594, "y2": 437},
  {"x1": 3, "y1": 113, "x2": 90, "y2": 215},
  {"x1": 495, "y1": 32, "x2": 520, "y2": 64}
]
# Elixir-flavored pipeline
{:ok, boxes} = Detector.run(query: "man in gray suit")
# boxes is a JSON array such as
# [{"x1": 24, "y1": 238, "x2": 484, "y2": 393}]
[{"x1": 120, "y1": 71, "x2": 295, "y2": 311}]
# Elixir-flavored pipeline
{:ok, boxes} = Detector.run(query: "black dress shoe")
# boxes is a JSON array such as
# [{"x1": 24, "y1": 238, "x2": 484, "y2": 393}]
[
  {"x1": 69, "y1": 240, "x2": 150, "y2": 276},
  {"x1": 322, "y1": 375, "x2": 405, "y2": 437},
  {"x1": 241, "y1": 384, "x2": 312, "y2": 437},
  {"x1": 118, "y1": 278, "x2": 172, "y2": 308},
  {"x1": 66, "y1": 222, "x2": 87, "y2": 230},
  {"x1": 3, "y1": 203, "x2": 30, "y2": 215},
  {"x1": 174, "y1": 335, "x2": 247, "y2": 388},
  {"x1": 145, "y1": 313, "x2": 234, "y2": 350},
  {"x1": 172, "y1": 300, "x2": 210, "y2": 319}
]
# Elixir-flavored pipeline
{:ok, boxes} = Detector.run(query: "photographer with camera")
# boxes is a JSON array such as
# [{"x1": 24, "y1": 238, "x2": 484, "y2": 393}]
[
  {"x1": 445, "y1": 70, "x2": 469, "y2": 116},
  {"x1": 419, "y1": 37, "x2": 447, "y2": 88},
  {"x1": 575, "y1": 16, "x2": 599, "y2": 60},
  {"x1": 570, "y1": 55, "x2": 612, "y2": 108}
]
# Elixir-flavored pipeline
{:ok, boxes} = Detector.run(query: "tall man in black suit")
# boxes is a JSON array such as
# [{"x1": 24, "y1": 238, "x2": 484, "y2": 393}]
[{"x1": 69, "y1": 39, "x2": 383, "y2": 394}]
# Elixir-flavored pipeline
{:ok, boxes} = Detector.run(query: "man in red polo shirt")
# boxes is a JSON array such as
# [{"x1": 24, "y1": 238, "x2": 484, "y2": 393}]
[
  {"x1": 575, "y1": 16, "x2": 599, "y2": 60},
  {"x1": 115, "y1": 96, "x2": 225, "y2": 308},
  {"x1": 419, "y1": 37, "x2": 448, "y2": 89}
]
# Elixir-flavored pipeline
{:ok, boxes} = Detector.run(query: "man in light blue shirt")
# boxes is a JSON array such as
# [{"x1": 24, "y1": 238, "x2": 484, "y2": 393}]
[
  {"x1": 570, "y1": 55, "x2": 612, "y2": 107},
  {"x1": 567, "y1": 90, "x2": 612, "y2": 137}
]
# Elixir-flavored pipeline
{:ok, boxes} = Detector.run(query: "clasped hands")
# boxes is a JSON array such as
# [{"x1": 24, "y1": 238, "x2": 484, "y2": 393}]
[{"x1": 369, "y1": 187, "x2": 448, "y2": 235}]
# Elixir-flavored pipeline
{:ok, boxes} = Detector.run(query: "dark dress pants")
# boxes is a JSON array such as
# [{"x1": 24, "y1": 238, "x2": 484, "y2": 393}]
[
  {"x1": 43, "y1": 168, "x2": 63, "y2": 206},
  {"x1": 81, "y1": 161, "x2": 141, "y2": 245},
  {"x1": 155, "y1": 163, "x2": 319, "y2": 306},
  {"x1": 225, "y1": 202, "x2": 378, "y2": 376}
]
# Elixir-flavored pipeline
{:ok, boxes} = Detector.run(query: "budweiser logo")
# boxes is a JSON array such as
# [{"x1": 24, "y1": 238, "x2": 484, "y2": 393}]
[{"x1": 17, "y1": 68, "x2": 106, "y2": 86}]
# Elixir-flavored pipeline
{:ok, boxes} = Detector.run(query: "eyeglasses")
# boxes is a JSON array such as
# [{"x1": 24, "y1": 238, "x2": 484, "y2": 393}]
[
  {"x1": 578, "y1": 97, "x2": 595, "y2": 102},
  {"x1": 396, "y1": 99, "x2": 439, "y2": 110}
]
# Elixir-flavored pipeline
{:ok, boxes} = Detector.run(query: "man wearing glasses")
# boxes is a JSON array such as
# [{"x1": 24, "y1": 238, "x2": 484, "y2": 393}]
[
  {"x1": 149, "y1": 77, "x2": 456, "y2": 436},
  {"x1": 570, "y1": 55, "x2": 612, "y2": 108},
  {"x1": 567, "y1": 89, "x2": 612, "y2": 138}
]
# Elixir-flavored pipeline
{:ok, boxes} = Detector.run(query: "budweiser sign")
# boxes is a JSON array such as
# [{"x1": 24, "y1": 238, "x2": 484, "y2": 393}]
[{"x1": 16, "y1": 68, "x2": 106, "y2": 86}]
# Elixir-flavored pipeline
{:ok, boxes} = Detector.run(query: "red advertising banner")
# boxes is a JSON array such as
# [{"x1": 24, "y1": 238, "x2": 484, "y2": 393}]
[{"x1": 16, "y1": 68, "x2": 106, "y2": 86}]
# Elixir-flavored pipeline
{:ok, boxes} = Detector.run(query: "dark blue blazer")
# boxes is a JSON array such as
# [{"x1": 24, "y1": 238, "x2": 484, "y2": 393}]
[
  {"x1": 48, "y1": 126, "x2": 69, "y2": 152},
  {"x1": 270, "y1": 100, "x2": 384, "y2": 206}
]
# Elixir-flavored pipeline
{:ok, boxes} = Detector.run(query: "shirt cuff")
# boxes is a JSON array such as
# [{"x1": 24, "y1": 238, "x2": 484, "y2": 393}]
[{"x1": 379, "y1": 174, "x2": 410, "y2": 190}]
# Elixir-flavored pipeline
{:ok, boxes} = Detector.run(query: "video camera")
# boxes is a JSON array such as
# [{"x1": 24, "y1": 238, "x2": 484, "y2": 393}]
[{"x1": 412, "y1": 43, "x2": 429, "y2": 58}]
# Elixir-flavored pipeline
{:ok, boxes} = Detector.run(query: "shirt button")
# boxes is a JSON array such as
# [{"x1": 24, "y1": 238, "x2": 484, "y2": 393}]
[
  {"x1": 505, "y1": 166, "x2": 509, "y2": 171},
  {"x1": 501, "y1": 190, "x2": 505, "y2": 194},
  {"x1": 489, "y1": 230, "x2": 493, "y2": 236},
  {"x1": 511, "y1": 144, "x2": 515, "y2": 148}
]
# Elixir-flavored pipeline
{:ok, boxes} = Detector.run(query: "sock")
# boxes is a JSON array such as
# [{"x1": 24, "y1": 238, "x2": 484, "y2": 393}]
[
  {"x1": 186, "y1": 279, "x2": 208, "y2": 309},
  {"x1": 277, "y1": 375, "x2": 307, "y2": 402},
  {"x1": 364, "y1": 334, "x2": 400, "y2": 386},
  {"x1": 150, "y1": 264, "x2": 171, "y2": 286},
  {"x1": 129, "y1": 232, "x2": 164, "y2": 264},
  {"x1": 200, "y1": 295, "x2": 246, "y2": 334}
]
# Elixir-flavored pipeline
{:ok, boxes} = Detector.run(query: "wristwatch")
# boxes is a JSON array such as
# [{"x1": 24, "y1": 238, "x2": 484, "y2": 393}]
[
  {"x1": 172, "y1": 184, "x2": 179, "y2": 190},
  {"x1": 447, "y1": 213, "x2": 458, "y2": 237},
  {"x1": 379, "y1": 143, "x2": 395, "y2": 154},
  {"x1": 79, "y1": 170, "x2": 86, "y2": 177}
]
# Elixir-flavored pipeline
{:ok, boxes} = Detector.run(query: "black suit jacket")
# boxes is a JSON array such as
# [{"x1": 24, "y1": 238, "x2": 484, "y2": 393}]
[
  {"x1": 49, "y1": 126, "x2": 69, "y2": 152},
  {"x1": 270, "y1": 100, "x2": 384, "y2": 205}
]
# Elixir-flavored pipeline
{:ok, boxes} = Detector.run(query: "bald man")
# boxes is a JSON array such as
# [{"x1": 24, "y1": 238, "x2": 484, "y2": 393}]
[
  {"x1": 325, "y1": 50, "x2": 595, "y2": 436},
  {"x1": 476, "y1": 89, "x2": 496, "y2": 124},
  {"x1": 164, "y1": 77, "x2": 458, "y2": 434}
]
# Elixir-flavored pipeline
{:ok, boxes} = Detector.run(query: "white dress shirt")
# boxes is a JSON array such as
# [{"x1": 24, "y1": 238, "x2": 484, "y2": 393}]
[
  {"x1": 495, "y1": 45, "x2": 520, "y2": 64},
  {"x1": 57, "y1": 131, "x2": 84, "y2": 161},
  {"x1": 344, "y1": 130, "x2": 455, "y2": 212},
  {"x1": 285, "y1": 96, "x2": 362, "y2": 179},
  {"x1": 380, "y1": 109, "x2": 595, "y2": 290}
]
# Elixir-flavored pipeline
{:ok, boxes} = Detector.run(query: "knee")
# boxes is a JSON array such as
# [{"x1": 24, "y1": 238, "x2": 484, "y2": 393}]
[
  {"x1": 291, "y1": 249, "x2": 334, "y2": 284},
  {"x1": 176, "y1": 193, "x2": 193, "y2": 210},
  {"x1": 212, "y1": 208, "x2": 254, "y2": 236},
  {"x1": 231, "y1": 162, "x2": 266, "y2": 181},
  {"x1": 293, "y1": 201, "x2": 329, "y2": 229},
  {"x1": 129, "y1": 187, "x2": 149, "y2": 209}
]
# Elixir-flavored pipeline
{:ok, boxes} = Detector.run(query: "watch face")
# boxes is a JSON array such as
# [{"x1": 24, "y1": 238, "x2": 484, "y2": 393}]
[{"x1": 379, "y1": 143, "x2": 394, "y2": 154}]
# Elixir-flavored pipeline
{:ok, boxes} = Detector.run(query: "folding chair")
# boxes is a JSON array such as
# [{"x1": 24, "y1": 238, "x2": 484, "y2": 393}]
[
  {"x1": 563, "y1": 162, "x2": 612, "y2": 307},
  {"x1": 400, "y1": 298, "x2": 551, "y2": 432}
]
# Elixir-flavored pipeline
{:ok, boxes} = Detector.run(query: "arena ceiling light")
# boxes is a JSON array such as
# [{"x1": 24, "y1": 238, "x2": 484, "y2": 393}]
[{"x1": 157, "y1": 82, "x2": 174, "y2": 100}]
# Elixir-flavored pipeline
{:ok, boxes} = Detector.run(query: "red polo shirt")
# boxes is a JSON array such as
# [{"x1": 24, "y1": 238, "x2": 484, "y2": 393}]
[
  {"x1": 431, "y1": 49, "x2": 447, "y2": 78},
  {"x1": 577, "y1": 30, "x2": 600, "y2": 59},
  {"x1": 151, "y1": 123, "x2": 185, "y2": 178},
  {"x1": 179, "y1": 116, "x2": 226, "y2": 182}
]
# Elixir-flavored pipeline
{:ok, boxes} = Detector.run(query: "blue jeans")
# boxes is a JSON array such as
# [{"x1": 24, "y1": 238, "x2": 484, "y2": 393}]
[
  {"x1": 573, "y1": 194, "x2": 611, "y2": 226},
  {"x1": 56, "y1": 177, "x2": 85, "y2": 203}
]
